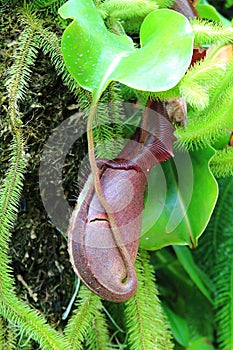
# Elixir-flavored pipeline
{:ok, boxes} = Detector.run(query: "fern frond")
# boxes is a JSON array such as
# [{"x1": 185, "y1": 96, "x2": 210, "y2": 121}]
[
  {"x1": 0, "y1": 14, "x2": 69, "y2": 349},
  {"x1": 0, "y1": 318, "x2": 7, "y2": 350},
  {"x1": 31, "y1": 0, "x2": 67, "y2": 13},
  {"x1": 0, "y1": 139, "x2": 25, "y2": 241},
  {"x1": 21, "y1": 10, "x2": 125, "y2": 161},
  {"x1": 180, "y1": 80, "x2": 209, "y2": 111},
  {"x1": 37, "y1": 28, "x2": 80, "y2": 94},
  {"x1": 155, "y1": 0, "x2": 174, "y2": 8},
  {"x1": 0, "y1": 320, "x2": 4, "y2": 349},
  {"x1": 0, "y1": 317, "x2": 17, "y2": 350},
  {"x1": 137, "y1": 84, "x2": 180, "y2": 105},
  {"x1": 99, "y1": 0, "x2": 158, "y2": 34},
  {"x1": 191, "y1": 19, "x2": 233, "y2": 46},
  {"x1": 0, "y1": 296, "x2": 69, "y2": 350},
  {"x1": 179, "y1": 56, "x2": 225, "y2": 111},
  {"x1": 120, "y1": 18, "x2": 143, "y2": 34},
  {"x1": 0, "y1": 25, "x2": 34, "y2": 296},
  {"x1": 99, "y1": 0, "x2": 158, "y2": 20},
  {"x1": 208, "y1": 58, "x2": 233, "y2": 106},
  {"x1": 210, "y1": 147, "x2": 233, "y2": 178},
  {"x1": 64, "y1": 286, "x2": 103, "y2": 349},
  {"x1": 212, "y1": 179, "x2": 233, "y2": 350},
  {"x1": 20, "y1": 8, "x2": 80, "y2": 95},
  {"x1": 214, "y1": 237, "x2": 233, "y2": 350},
  {"x1": 193, "y1": 178, "x2": 233, "y2": 349},
  {"x1": 5, "y1": 27, "x2": 39, "y2": 105},
  {"x1": 94, "y1": 0, "x2": 103, "y2": 5},
  {"x1": 124, "y1": 251, "x2": 174, "y2": 350},
  {"x1": 3, "y1": 320, "x2": 34, "y2": 350},
  {"x1": 0, "y1": 104, "x2": 67, "y2": 350},
  {"x1": 1, "y1": 19, "x2": 37, "y2": 297},
  {"x1": 93, "y1": 84, "x2": 125, "y2": 159},
  {"x1": 0, "y1": 138, "x2": 25, "y2": 305},
  {"x1": 193, "y1": 178, "x2": 233, "y2": 275},
  {"x1": 177, "y1": 58, "x2": 233, "y2": 149},
  {"x1": 0, "y1": 143, "x2": 66, "y2": 350},
  {"x1": 84, "y1": 303, "x2": 113, "y2": 350}
]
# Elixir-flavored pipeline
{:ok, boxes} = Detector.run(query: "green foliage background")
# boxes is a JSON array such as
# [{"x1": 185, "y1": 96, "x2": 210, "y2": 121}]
[{"x1": 0, "y1": 0, "x2": 233, "y2": 349}]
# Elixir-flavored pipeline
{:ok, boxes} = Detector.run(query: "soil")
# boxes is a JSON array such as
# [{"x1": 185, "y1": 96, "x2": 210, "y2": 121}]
[{"x1": 0, "y1": 4, "x2": 87, "y2": 330}]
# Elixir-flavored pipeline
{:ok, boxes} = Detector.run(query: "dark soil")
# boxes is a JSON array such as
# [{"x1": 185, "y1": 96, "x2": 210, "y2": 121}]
[
  {"x1": 11, "y1": 64, "x2": 82, "y2": 328},
  {"x1": 1, "y1": 5, "x2": 88, "y2": 329}
]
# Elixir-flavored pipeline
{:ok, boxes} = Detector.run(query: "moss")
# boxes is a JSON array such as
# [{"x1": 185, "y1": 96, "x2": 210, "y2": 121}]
[{"x1": 1, "y1": 6, "x2": 86, "y2": 328}]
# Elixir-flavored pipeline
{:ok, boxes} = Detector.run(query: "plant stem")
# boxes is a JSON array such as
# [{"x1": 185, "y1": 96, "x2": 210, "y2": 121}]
[{"x1": 86, "y1": 98, "x2": 136, "y2": 281}]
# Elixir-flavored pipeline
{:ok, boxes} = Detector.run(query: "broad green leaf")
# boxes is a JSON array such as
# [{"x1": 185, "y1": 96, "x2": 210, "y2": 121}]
[
  {"x1": 140, "y1": 146, "x2": 218, "y2": 250},
  {"x1": 196, "y1": 4, "x2": 223, "y2": 22},
  {"x1": 163, "y1": 305, "x2": 189, "y2": 347},
  {"x1": 196, "y1": 1, "x2": 231, "y2": 26},
  {"x1": 58, "y1": 0, "x2": 134, "y2": 97},
  {"x1": 112, "y1": 10, "x2": 194, "y2": 91},
  {"x1": 157, "y1": 249, "x2": 215, "y2": 347},
  {"x1": 187, "y1": 337, "x2": 215, "y2": 350},
  {"x1": 173, "y1": 246, "x2": 213, "y2": 303},
  {"x1": 59, "y1": 0, "x2": 194, "y2": 99}
]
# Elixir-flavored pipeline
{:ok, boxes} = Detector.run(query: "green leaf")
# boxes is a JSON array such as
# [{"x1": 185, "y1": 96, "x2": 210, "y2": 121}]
[
  {"x1": 59, "y1": 0, "x2": 194, "y2": 99},
  {"x1": 156, "y1": 249, "x2": 215, "y2": 346},
  {"x1": 140, "y1": 146, "x2": 218, "y2": 250},
  {"x1": 154, "y1": 248, "x2": 215, "y2": 346},
  {"x1": 163, "y1": 305, "x2": 189, "y2": 347},
  {"x1": 112, "y1": 10, "x2": 194, "y2": 91},
  {"x1": 196, "y1": 4, "x2": 223, "y2": 22},
  {"x1": 196, "y1": 1, "x2": 231, "y2": 26},
  {"x1": 173, "y1": 246, "x2": 213, "y2": 303},
  {"x1": 187, "y1": 337, "x2": 215, "y2": 350}
]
